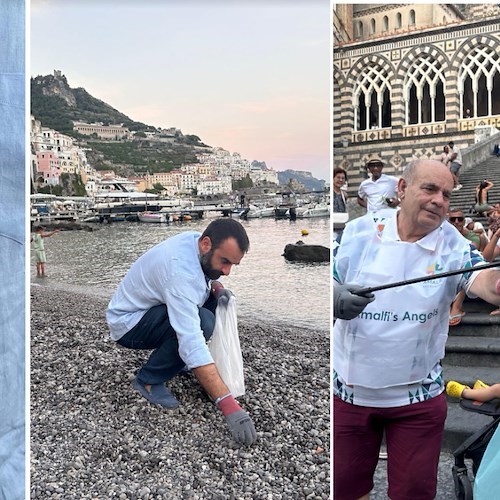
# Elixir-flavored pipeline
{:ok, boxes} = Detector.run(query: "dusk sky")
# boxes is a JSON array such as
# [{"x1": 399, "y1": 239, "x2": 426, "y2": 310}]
[{"x1": 31, "y1": 0, "x2": 330, "y2": 180}]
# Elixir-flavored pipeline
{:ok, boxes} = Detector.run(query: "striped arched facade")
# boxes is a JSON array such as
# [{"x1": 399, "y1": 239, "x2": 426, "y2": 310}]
[{"x1": 334, "y1": 13, "x2": 500, "y2": 190}]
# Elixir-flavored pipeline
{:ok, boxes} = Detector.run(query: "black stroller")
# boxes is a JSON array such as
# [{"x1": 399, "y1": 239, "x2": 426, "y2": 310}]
[{"x1": 452, "y1": 398, "x2": 500, "y2": 499}]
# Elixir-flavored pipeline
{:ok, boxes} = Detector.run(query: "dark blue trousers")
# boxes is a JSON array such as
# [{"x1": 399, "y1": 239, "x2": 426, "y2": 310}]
[{"x1": 118, "y1": 296, "x2": 216, "y2": 385}]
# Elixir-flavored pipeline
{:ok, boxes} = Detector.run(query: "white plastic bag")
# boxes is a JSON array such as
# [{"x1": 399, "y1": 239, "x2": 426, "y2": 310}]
[{"x1": 208, "y1": 296, "x2": 245, "y2": 397}]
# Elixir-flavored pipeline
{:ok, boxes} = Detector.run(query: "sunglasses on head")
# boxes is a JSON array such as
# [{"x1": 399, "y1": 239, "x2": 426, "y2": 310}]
[{"x1": 449, "y1": 216, "x2": 464, "y2": 222}]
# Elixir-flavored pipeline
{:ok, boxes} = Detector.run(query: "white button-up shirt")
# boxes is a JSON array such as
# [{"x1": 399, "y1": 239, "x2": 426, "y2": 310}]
[
  {"x1": 106, "y1": 231, "x2": 213, "y2": 369},
  {"x1": 358, "y1": 173, "x2": 399, "y2": 212}
]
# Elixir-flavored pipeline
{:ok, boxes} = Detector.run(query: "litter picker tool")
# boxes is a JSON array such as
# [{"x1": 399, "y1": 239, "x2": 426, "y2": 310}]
[{"x1": 355, "y1": 261, "x2": 500, "y2": 295}]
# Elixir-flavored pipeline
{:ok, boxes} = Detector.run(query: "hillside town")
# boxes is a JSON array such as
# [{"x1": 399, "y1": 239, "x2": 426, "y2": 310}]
[{"x1": 30, "y1": 114, "x2": 283, "y2": 198}]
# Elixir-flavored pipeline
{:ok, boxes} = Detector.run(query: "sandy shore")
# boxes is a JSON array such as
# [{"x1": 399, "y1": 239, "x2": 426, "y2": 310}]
[{"x1": 30, "y1": 286, "x2": 330, "y2": 499}]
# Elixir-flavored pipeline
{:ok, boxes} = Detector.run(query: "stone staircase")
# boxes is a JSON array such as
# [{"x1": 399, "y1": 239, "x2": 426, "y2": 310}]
[
  {"x1": 441, "y1": 154, "x2": 500, "y2": 451},
  {"x1": 449, "y1": 154, "x2": 500, "y2": 220},
  {"x1": 442, "y1": 298, "x2": 500, "y2": 452}
]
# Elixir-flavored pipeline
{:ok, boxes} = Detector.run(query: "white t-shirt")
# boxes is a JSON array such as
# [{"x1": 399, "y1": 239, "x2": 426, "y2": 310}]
[
  {"x1": 451, "y1": 146, "x2": 462, "y2": 165},
  {"x1": 333, "y1": 211, "x2": 485, "y2": 407},
  {"x1": 358, "y1": 173, "x2": 399, "y2": 212}
]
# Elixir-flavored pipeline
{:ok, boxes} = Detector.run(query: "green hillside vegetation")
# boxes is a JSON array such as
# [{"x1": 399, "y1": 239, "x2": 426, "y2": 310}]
[
  {"x1": 31, "y1": 73, "x2": 210, "y2": 174},
  {"x1": 88, "y1": 141, "x2": 200, "y2": 172}
]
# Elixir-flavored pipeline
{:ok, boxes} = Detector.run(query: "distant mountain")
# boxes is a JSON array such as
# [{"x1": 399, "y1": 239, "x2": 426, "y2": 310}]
[
  {"x1": 277, "y1": 169, "x2": 326, "y2": 191},
  {"x1": 31, "y1": 72, "x2": 154, "y2": 133},
  {"x1": 31, "y1": 72, "x2": 325, "y2": 183}
]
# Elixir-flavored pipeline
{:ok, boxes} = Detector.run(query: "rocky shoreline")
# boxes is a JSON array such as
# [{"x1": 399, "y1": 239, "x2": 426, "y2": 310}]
[{"x1": 31, "y1": 286, "x2": 330, "y2": 499}]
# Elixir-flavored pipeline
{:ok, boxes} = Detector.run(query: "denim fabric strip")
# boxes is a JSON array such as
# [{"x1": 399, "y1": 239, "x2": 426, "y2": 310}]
[{"x1": 0, "y1": 0, "x2": 25, "y2": 498}]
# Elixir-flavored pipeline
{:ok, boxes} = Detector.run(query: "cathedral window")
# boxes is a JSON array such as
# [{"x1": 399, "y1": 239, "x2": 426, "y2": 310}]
[
  {"x1": 396, "y1": 13, "x2": 402, "y2": 28},
  {"x1": 383, "y1": 16, "x2": 389, "y2": 32},
  {"x1": 370, "y1": 18, "x2": 376, "y2": 35},
  {"x1": 355, "y1": 21, "x2": 364, "y2": 39},
  {"x1": 409, "y1": 10, "x2": 416, "y2": 26},
  {"x1": 459, "y1": 45, "x2": 500, "y2": 118},
  {"x1": 353, "y1": 63, "x2": 392, "y2": 131},
  {"x1": 404, "y1": 55, "x2": 445, "y2": 125}
]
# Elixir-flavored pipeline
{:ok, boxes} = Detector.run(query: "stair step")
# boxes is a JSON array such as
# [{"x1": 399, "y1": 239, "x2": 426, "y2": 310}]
[
  {"x1": 448, "y1": 155, "x2": 500, "y2": 219},
  {"x1": 448, "y1": 313, "x2": 500, "y2": 338},
  {"x1": 444, "y1": 336, "x2": 500, "y2": 366}
]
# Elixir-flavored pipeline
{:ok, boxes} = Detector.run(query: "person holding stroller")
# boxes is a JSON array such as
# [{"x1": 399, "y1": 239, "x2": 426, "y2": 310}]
[
  {"x1": 446, "y1": 379, "x2": 500, "y2": 402},
  {"x1": 333, "y1": 159, "x2": 500, "y2": 500},
  {"x1": 447, "y1": 378, "x2": 500, "y2": 499}
]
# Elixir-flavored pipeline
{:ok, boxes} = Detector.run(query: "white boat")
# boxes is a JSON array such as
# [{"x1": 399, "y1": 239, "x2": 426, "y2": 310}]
[
  {"x1": 297, "y1": 203, "x2": 330, "y2": 218},
  {"x1": 138, "y1": 211, "x2": 168, "y2": 223},
  {"x1": 244, "y1": 205, "x2": 276, "y2": 219}
]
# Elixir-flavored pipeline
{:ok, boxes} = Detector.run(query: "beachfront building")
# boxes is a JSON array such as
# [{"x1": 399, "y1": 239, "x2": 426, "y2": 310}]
[
  {"x1": 146, "y1": 171, "x2": 180, "y2": 197},
  {"x1": 333, "y1": 4, "x2": 500, "y2": 191},
  {"x1": 197, "y1": 176, "x2": 233, "y2": 196},
  {"x1": 250, "y1": 166, "x2": 279, "y2": 186},
  {"x1": 73, "y1": 121, "x2": 130, "y2": 140},
  {"x1": 30, "y1": 116, "x2": 100, "y2": 194},
  {"x1": 35, "y1": 151, "x2": 60, "y2": 186}
]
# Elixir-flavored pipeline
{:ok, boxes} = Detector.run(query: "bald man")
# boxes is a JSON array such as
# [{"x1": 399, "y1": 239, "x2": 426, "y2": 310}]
[{"x1": 333, "y1": 160, "x2": 500, "y2": 500}]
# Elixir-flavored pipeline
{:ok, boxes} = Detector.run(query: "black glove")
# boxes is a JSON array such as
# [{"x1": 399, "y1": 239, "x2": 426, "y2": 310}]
[{"x1": 334, "y1": 282, "x2": 374, "y2": 320}]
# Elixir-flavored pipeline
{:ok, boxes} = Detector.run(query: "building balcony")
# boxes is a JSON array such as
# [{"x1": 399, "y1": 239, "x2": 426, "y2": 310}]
[
  {"x1": 403, "y1": 121, "x2": 447, "y2": 137},
  {"x1": 351, "y1": 127, "x2": 392, "y2": 143},
  {"x1": 459, "y1": 115, "x2": 500, "y2": 131}
]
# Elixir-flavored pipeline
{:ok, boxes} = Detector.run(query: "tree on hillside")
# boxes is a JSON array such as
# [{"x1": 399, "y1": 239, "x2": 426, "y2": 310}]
[{"x1": 232, "y1": 174, "x2": 253, "y2": 191}]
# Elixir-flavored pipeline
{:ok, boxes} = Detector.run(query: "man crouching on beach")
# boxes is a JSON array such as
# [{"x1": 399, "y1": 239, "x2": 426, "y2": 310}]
[{"x1": 106, "y1": 218, "x2": 257, "y2": 446}]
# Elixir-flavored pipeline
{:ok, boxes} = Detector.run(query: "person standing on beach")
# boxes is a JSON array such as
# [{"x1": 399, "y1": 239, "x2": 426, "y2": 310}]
[
  {"x1": 106, "y1": 218, "x2": 257, "y2": 446},
  {"x1": 31, "y1": 226, "x2": 60, "y2": 277},
  {"x1": 333, "y1": 159, "x2": 500, "y2": 499}
]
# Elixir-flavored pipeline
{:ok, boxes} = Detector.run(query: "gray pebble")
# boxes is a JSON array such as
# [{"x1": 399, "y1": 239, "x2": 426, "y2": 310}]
[{"x1": 31, "y1": 288, "x2": 330, "y2": 498}]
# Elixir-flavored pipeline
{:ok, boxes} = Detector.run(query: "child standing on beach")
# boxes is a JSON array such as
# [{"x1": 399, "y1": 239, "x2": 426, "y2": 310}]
[
  {"x1": 31, "y1": 226, "x2": 59, "y2": 277},
  {"x1": 446, "y1": 379, "x2": 500, "y2": 402}
]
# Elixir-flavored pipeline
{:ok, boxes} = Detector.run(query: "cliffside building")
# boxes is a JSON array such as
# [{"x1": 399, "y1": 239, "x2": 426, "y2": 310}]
[{"x1": 73, "y1": 121, "x2": 130, "y2": 140}]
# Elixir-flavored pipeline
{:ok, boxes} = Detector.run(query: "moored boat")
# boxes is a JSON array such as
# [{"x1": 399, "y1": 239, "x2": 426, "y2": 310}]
[
  {"x1": 242, "y1": 205, "x2": 276, "y2": 219},
  {"x1": 138, "y1": 211, "x2": 168, "y2": 223},
  {"x1": 297, "y1": 203, "x2": 330, "y2": 218}
]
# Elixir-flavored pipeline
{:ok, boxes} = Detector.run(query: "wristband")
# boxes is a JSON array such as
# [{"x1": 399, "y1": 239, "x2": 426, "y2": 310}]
[
  {"x1": 214, "y1": 392, "x2": 232, "y2": 405},
  {"x1": 216, "y1": 394, "x2": 241, "y2": 416}
]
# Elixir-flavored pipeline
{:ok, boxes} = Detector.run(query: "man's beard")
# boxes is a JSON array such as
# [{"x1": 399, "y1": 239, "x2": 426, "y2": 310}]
[{"x1": 200, "y1": 250, "x2": 222, "y2": 280}]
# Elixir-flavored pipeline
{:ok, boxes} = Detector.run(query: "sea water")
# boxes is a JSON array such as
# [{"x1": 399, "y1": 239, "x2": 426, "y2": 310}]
[{"x1": 35, "y1": 216, "x2": 330, "y2": 331}]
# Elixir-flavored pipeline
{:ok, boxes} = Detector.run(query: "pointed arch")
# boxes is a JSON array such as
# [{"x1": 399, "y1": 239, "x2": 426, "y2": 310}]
[
  {"x1": 348, "y1": 55, "x2": 395, "y2": 131},
  {"x1": 399, "y1": 45, "x2": 450, "y2": 125},
  {"x1": 453, "y1": 36, "x2": 500, "y2": 118}
]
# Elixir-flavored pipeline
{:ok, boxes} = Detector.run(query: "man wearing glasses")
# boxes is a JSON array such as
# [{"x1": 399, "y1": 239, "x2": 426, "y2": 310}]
[
  {"x1": 448, "y1": 209, "x2": 486, "y2": 251},
  {"x1": 448, "y1": 209, "x2": 487, "y2": 325}
]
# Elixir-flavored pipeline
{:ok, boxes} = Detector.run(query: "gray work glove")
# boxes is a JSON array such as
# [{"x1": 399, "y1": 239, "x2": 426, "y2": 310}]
[
  {"x1": 216, "y1": 288, "x2": 234, "y2": 306},
  {"x1": 334, "y1": 282, "x2": 375, "y2": 320},
  {"x1": 225, "y1": 409, "x2": 257, "y2": 446}
]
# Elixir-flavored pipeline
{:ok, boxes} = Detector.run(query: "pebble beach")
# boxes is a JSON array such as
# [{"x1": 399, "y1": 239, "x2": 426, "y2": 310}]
[{"x1": 30, "y1": 286, "x2": 330, "y2": 499}]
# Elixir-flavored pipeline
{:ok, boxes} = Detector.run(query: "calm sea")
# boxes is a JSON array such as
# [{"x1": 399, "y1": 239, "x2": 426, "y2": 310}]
[{"x1": 34, "y1": 216, "x2": 331, "y2": 331}]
